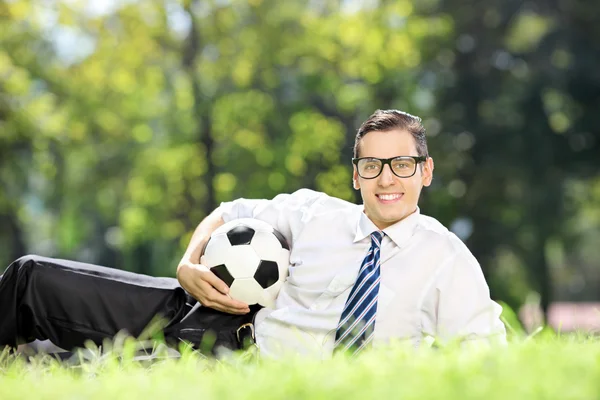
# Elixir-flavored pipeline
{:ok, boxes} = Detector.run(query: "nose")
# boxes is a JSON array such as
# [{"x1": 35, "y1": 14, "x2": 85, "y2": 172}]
[{"x1": 377, "y1": 164, "x2": 395, "y2": 186}]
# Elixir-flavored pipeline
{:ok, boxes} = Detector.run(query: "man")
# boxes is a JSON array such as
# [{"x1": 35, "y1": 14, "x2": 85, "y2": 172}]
[
  {"x1": 0, "y1": 109, "x2": 505, "y2": 358},
  {"x1": 178, "y1": 109, "x2": 506, "y2": 357}
]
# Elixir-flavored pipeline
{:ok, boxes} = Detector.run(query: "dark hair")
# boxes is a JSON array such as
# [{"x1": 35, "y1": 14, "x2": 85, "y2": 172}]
[{"x1": 353, "y1": 109, "x2": 429, "y2": 158}]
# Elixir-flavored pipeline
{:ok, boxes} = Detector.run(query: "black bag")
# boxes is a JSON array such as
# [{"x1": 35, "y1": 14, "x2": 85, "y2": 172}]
[{"x1": 164, "y1": 303, "x2": 262, "y2": 355}]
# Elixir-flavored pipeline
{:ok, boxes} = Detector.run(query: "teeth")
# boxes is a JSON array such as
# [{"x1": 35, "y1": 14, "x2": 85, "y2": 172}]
[{"x1": 379, "y1": 194, "x2": 401, "y2": 200}]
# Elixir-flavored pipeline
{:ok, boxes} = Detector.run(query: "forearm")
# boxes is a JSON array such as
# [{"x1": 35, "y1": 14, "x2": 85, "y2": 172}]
[
  {"x1": 176, "y1": 207, "x2": 249, "y2": 314},
  {"x1": 180, "y1": 208, "x2": 225, "y2": 265}
]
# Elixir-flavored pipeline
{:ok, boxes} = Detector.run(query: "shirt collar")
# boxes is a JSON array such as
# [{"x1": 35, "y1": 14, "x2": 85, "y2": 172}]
[{"x1": 354, "y1": 206, "x2": 421, "y2": 248}]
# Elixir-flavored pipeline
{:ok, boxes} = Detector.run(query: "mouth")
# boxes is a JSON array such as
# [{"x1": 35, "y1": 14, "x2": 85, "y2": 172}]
[{"x1": 376, "y1": 193, "x2": 404, "y2": 204}]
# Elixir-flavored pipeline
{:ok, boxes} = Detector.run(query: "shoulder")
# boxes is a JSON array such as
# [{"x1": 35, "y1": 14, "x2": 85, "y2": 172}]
[
  {"x1": 413, "y1": 215, "x2": 486, "y2": 294},
  {"x1": 414, "y1": 214, "x2": 475, "y2": 261},
  {"x1": 275, "y1": 188, "x2": 356, "y2": 211}
]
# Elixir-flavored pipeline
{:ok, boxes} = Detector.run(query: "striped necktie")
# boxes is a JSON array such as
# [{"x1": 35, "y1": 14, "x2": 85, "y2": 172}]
[{"x1": 334, "y1": 231, "x2": 383, "y2": 355}]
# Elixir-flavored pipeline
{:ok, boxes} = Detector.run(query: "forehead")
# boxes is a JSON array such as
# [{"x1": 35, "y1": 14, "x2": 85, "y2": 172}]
[{"x1": 358, "y1": 129, "x2": 418, "y2": 158}]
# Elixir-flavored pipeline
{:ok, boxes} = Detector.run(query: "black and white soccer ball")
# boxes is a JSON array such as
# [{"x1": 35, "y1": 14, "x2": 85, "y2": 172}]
[{"x1": 200, "y1": 218, "x2": 290, "y2": 308}]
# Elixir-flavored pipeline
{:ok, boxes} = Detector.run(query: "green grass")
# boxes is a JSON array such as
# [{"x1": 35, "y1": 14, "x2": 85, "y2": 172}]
[
  {"x1": 0, "y1": 305, "x2": 598, "y2": 400},
  {"x1": 1, "y1": 333, "x2": 599, "y2": 400}
]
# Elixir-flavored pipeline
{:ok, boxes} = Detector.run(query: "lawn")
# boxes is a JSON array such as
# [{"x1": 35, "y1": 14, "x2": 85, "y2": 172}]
[
  {"x1": 0, "y1": 306, "x2": 596, "y2": 400},
  {"x1": 0, "y1": 331, "x2": 598, "y2": 400}
]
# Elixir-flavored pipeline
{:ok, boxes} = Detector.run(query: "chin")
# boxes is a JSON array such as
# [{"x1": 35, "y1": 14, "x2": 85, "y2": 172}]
[
  {"x1": 382, "y1": 213, "x2": 408, "y2": 225},
  {"x1": 372, "y1": 216, "x2": 400, "y2": 229}
]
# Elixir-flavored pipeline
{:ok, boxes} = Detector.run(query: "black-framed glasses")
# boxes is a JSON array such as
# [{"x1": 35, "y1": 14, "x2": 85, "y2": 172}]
[{"x1": 352, "y1": 156, "x2": 427, "y2": 179}]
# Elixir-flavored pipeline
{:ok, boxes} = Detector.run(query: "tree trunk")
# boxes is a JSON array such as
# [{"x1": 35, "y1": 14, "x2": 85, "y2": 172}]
[
  {"x1": 533, "y1": 237, "x2": 552, "y2": 317},
  {"x1": 183, "y1": 1, "x2": 216, "y2": 215},
  {"x1": 2, "y1": 212, "x2": 27, "y2": 262}
]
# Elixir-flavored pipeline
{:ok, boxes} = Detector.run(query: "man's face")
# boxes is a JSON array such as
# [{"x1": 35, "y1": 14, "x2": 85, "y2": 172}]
[{"x1": 353, "y1": 129, "x2": 434, "y2": 230}]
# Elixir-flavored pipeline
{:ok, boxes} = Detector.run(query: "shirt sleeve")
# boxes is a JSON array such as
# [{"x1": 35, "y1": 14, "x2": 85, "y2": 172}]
[
  {"x1": 218, "y1": 188, "x2": 325, "y2": 247},
  {"x1": 432, "y1": 247, "x2": 507, "y2": 346}
]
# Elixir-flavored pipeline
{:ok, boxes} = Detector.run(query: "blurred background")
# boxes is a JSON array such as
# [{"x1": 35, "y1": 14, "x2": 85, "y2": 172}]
[{"x1": 1, "y1": 0, "x2": 599, "y2": 331}]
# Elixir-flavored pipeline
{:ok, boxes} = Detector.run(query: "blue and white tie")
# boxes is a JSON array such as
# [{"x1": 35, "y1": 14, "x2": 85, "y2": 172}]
[{"x1": 334, "y1": 231, "x2": 383, "y2": 355}]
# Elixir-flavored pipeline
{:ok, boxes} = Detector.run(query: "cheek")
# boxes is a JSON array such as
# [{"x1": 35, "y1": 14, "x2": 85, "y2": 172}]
[
  {"x1": 359, "y1": 180, "x2": 375, "y2": 194},
  {"x1": 403, "y1": 180, "x2": 422, "y2": 199}
]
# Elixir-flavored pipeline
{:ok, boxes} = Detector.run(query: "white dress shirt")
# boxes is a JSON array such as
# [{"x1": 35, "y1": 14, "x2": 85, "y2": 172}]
[{"x1": 220, "y1": 189, "x2": 506, "y2": 358}]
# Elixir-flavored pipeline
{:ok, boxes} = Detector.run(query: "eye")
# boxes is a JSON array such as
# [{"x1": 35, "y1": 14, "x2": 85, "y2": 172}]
[
  {"x1": 393, "y1": 162, "x2": 410, "y2": 169},
  {"x1": 360, "y1": 159, "x2": 381, "y2": 168},
  {"x1": 364, "y1": 162, "x2": 380, "y2": 170},
  {"x1": 391, "y1": 158, "x2": 415, "y2": 171}
]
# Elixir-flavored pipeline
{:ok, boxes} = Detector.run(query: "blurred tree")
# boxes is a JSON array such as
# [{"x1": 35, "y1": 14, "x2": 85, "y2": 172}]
[
  {"x1": 1, "y1": 0, "x2": 445, "y2": 276},
  {"x1": 420, "y1": 0, "x2": 600, "y2": 314},
  {"x1": 0, "y1": 0, "x2": 598, "y2": 321}
]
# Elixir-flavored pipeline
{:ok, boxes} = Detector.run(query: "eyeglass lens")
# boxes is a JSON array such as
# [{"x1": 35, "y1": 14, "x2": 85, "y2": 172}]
[{"x1": 357, "y1": 157, "x2": 417, "y2": 178}]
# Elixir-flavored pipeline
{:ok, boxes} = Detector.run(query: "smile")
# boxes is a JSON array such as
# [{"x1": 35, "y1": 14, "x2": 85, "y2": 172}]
[{"x1": 376, "y1": 193, "x2": 403, "y2": 202}]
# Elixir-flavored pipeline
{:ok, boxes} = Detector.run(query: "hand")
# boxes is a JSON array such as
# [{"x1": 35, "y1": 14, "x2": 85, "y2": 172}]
[{"x1": 177, "y1": 260, "x2": 250, "y2": 315}]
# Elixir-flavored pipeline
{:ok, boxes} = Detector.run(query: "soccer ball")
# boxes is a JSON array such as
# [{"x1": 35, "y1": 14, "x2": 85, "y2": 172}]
[{"x1": 200, "y1": 218, "x2": 290, "y2": 308}]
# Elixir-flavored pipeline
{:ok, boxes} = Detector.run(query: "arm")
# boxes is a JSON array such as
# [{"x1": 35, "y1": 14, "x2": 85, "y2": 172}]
[
  {"x1": 177, "y1": 208, "x2": 250, "y2": 315},
  {"x1": 177, "y1": 189, "x2": 323, "y2": 314},
  {"x1": 433, "y1": 251, "x2": 507, "y2": 347}
]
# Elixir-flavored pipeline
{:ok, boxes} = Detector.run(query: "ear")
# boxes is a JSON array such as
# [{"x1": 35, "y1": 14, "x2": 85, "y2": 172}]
[
  {"x1": 421, "y1": 157, "x2": 434, "y2": 187},
  {"x1": 353, "y1": 165, "x2": 360, "y2": 190}
]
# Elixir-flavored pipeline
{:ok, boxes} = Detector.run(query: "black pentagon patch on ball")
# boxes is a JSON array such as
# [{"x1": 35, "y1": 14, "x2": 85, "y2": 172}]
[
  {"x1": 211, "y1": 264, "x2": 234, "y2": 287},
  {"x1": 271, "y1": 229, "x2": 290, "y2": 250},
  {"x1": 254, "y1": 260, "x2": 279, "y2": 289},
  {"x1": 227, "y1": 225, "x2": 255, "y2": 246}
]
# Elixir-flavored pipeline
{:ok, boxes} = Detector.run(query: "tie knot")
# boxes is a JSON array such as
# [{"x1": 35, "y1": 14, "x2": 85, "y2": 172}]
[{"x1": 370, "y1": 231, "x2": 383, "y2": 246}]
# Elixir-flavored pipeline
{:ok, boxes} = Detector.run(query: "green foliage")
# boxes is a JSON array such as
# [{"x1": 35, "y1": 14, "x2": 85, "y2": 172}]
[
  {"x1": 0, "y1": 0, "x2": 598, "y2": 314},
  {"x1": 0, "y1": 303, "x2": 595, "y2": 398},
  {"x1": 2, "y1": 335, "x2": 600, "y2": 399},
  {"x1": 1, "y1": 0, "x2": 442, "y2": 274}
]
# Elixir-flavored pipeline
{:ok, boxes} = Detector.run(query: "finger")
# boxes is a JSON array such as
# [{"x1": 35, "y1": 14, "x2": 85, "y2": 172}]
[
  {"x1": 198, "y1": 282, "x2": 250, "y2": 313},
  {"x1": 222, "y1": 293, "x2": 250, "y2": 310},
  {"x1": 205, "y1": 286, "x2": 250, "y2": 310},
  {"x1": 206, "y1": 298, "x2": 250, "y2": 315},
  {"x1": 214, "y1": 304, "x2": 250, "y2": 315},
  {"x1": 197, "y1": 267, "x2": 230, "y2": 295}
]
